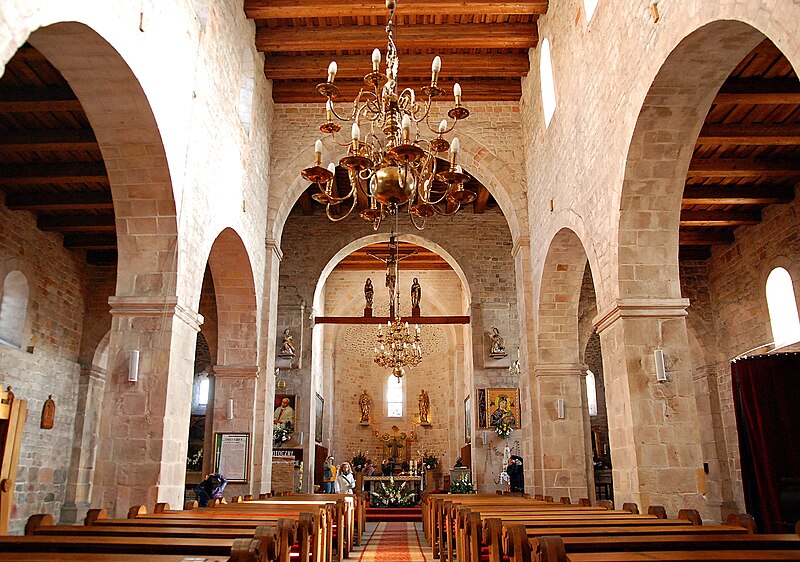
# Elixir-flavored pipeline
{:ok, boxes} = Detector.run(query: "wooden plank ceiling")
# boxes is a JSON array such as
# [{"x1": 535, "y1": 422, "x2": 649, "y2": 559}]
[
  {"x1": 680, "y1": 39, "x2": 800, "y2": 260},
  {"x1": 244, "y1": 0, "x2": 547, "y2": 103},
  {"x1": 0, "y1": 44, "x2": 115, "y2": 266},
  {"x1": 334, "y1": 240, "x2": 451, "y2": 271}
]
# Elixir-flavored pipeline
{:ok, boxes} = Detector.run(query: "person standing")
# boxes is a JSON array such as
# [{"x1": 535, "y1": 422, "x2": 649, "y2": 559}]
[
  {"x1": 323, "y1": 456, "x2": 337, "y2": 493},
  {"x1": 335, "y1": 462, "x2": 356, "y2": 494}
]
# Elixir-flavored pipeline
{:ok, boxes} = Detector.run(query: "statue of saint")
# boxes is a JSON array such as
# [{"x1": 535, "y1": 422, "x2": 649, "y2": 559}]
[
  {"x1": 41, "y1": 395, "x2": 55, "y2": 429},
  {"x1": 411, "y1": 278, "x2": 421, "y2": 309},
  {"x1": 489, "y1": 326, "x2": 507, "y2": 357},
  {"x1": 418, "y1": 389, "x2": 430, "y2": 425},
  {"x1": 359, "y1": 390, "x2": 371, "y2": 425},
  {"x1": 279, "y1": 329, "x2": 296, "y2": 357},
  {"x1": 364, "y1": 278, "x2": 374, "y2": 309}
]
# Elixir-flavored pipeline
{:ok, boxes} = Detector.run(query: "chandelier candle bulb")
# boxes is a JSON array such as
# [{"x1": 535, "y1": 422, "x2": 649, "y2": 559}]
[
  {"x1": 401, "y1": 115, "x2": 411, "y2": 141},
  {"x1": 431, "y1": 55, "x2": 441, "y2": 86},
  {"x1": 351, "y1": 122, "x2": 360, "y2": 142},
  {"x1": 438, "y1": 119, "x2": 447, "y2": 134},
  {"x1": 454, "y1": 82, "x2": 462, "y2": 104},
  {"x1": 314, "y1": 139, "x2": 323, "y2": 165},
  {"x1": 327, "y1": 61, "x2": 337, "y2": 83},
  {"x1": 372, "y1": 48, "x2": 381, "y2": 71},
  {"x1": 325, "y1": 100, "x2": 333, "y2": 121}
]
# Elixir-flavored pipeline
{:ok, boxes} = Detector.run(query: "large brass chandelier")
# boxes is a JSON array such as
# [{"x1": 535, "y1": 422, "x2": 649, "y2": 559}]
[
  {"x1": 301, "y1": 0, "x2": 474, "y2": 231},
  {"x1": 373, "y1": 234, "x2": 422, "y2": 378}
]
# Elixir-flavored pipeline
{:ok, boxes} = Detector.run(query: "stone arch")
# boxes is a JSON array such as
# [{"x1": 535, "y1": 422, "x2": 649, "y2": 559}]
[
  {"x1": 205, "y1": 227, "x2": 259, "y2": 368},
  {"x1": 22, "y1": 23, "x2": 179, "y2": 299},
  {"x1": 616, "y1": 21, "x2": 767, "y2": 300},
  {"x1": 270, "y1": 134, "x2": 526, "y2": 248},
  {"x1": 0, "y1": 258, "x2": 36, "y2": 350}
]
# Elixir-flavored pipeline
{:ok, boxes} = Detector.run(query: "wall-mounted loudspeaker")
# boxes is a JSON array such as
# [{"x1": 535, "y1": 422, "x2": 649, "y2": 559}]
[
  {"x1": 128, "y1": 350, "x2": 140, "y2": 382},
  {"x1": 227, "y1": 398, "x2": 234, "y2": 420},
  {"x1": 556, "y1": 397, "x2": 565, "y2": 419},
  {"x1": 481, "y1": 431, "x2": 488, "y2": 445},
  {"x1": 654, "y1": 349, "x2": 667, "y2": 382}
]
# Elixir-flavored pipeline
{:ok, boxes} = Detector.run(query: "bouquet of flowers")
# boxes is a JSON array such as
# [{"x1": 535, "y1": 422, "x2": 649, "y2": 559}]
[
  {"x1": 273, "y1": 426, "x2": 291, "y2": 445},
  {"x1": 351, "y1": 450, "x2": 368, "y2": 472},
  {"x1": 450, "y1": 475, "x2": 476, "y2": 494},
  {"x1": 495, "y1": 421, "x2": 513, "y2": 439},
  {"x1": 186, "y1": 449, "x2": 203, "y2": 472},
  {"x1": 420, "y1": 449, "x2": 442, "y2": 470},
  {"x1": 370, "y1": 479, "x2": 417, "y2": 508}
]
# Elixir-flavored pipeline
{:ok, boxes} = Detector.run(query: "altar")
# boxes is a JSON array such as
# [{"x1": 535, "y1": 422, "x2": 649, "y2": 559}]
[{"x1": 363, "y1": 475, "x2": 424, "y2": 501}]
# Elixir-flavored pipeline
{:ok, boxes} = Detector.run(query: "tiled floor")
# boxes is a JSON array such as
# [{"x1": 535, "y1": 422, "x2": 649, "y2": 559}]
[{"x1": 350, "y1": 521, "x2": 432, "y2": 561}]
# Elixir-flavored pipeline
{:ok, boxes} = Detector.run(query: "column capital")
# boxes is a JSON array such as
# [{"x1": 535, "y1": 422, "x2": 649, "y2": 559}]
[
  {"x1": 213, "y1": 365, "x2": 259, "y2": 379},
  {"x1": 108, "y1": 296, "x2": 204, "y2": 333},
  {"x1": 511, "y1": 236, "x2": 531, "y2": 259},
  {"x1": 265, "y1": 238, "x2": 283, "y2": 261},
  {"x1": 593, "y1": 298, "x2": 690, "y2": 334},
  {"x1": 534, "y1": 362, "x2": 588, "y2": 377}
]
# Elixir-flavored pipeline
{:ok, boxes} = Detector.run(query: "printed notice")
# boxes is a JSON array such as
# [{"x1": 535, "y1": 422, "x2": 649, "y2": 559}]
[{"x1": 214, "y1": 433, "x2": 250, "y2": 482}]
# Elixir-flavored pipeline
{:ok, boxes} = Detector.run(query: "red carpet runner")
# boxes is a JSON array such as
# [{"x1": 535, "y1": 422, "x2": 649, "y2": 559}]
[{"x1": 357, "y1": 522, "x2": 428, "y2": 561}]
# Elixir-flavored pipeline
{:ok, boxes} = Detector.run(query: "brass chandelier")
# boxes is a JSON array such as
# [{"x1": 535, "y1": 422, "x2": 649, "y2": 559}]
[{"x1": 301, "y1": 0, "x2": 474, "y2": 231}]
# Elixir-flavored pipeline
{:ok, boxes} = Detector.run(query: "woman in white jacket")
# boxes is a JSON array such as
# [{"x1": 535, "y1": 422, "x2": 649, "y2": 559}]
[{"x1": 334, "y1": 462, "x2": 356, "y2": 494}]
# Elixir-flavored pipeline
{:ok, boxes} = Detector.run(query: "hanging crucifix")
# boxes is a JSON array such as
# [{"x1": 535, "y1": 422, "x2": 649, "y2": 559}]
[{"x1": 367, "y1": 234, "x2": 417, "y2": 318}]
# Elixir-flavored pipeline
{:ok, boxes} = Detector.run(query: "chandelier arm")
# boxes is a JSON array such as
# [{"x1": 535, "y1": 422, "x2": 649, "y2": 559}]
[
  {"x1": 408, "y1": 208, "x2": 427, "y2": 231},
  {"x1": 424, "y1": 112, "x2": 457, "y2": 135},
  {"x1": 432, "y1": 201, "x2": 462, "y2": 216},
  {"x1": 329, "y1": 130, "x2": 354, "y2": 148},
  {"x1": 325, "y1": 195, "x2": 358, "y2": 222}
]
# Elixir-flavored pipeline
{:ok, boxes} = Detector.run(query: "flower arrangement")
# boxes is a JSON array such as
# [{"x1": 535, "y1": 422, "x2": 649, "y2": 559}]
[
  {"x1": 495, "y1": 421, "x2": 513, "y2": 439},
  {"x1": 420, "y1": 449, "x2": 443, "y2": 470},
  {"x1": 450, "y1": 475, "x2": 476, "y2": 494},
  {"x1": 351, "y1": 450, "x2": 368, "y2": 472},
  {"x1": 186, "y1": 449, "x2": 203, "y2": 472},
  {"x1": 370, "y1": 479, "x2": 417, "y2": 508},
  {"x1": 273, "y1": 426, "x2": 291, "y2": 446}
]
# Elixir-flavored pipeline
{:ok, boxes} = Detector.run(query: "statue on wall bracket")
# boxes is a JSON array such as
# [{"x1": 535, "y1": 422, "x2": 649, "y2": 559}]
[{"x1": 359, "y1": 390, "x2": 372, "y2": 425}]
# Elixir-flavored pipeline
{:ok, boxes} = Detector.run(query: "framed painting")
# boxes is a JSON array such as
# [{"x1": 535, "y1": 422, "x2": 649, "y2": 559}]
[
  {"x1": 213, "y1": 432, "x2": 250, "y2": 483},
  {"x1": 464, "y1": 395, "x2": 471, "y2": 444},
  {"x1": 486, "y1": 388, "x2": 521, "y2": 429},
  {"x1": 274, "y1": 393, "x2": 296, "y2": 433},
  {"x1": 315, "y1": 393, "x2": 324, "y2": 444},
  {"x1": 477, "y1": 388, "x2": 487, "y2": 429}
]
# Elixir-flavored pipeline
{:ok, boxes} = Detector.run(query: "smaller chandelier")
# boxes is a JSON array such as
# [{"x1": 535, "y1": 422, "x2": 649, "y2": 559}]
[
  {"x1": 374, "y1": 320, "x2": 422, "y2": 379},
  {"x1": 301, "y1": 0, "x2": 474, "y2": 232}
]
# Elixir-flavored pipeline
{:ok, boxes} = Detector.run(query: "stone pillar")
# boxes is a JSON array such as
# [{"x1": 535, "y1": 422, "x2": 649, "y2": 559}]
[
  {"x1": 93, "y1": 296, "x2": 202, "y2": 517},
  {"x1": 213, "y1": 365, "x2": 259, "y2": 497},
  {"x1": 251, "y1": 239, "x2": 282, "y2": 494},
  {"x1": 60, "y1": 365, "x2": 106, "y2": 523},
  {"x1": 534, "y1": 363, "x2": 589, "y2": 501},
  {"x1": 594, "y1": 299, "x2": 706, "y2": 516}
]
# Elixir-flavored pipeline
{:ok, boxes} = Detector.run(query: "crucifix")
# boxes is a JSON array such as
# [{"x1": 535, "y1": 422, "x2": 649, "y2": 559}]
[{"x1": 367, "y1": 234, "x2": 416, "y2": 318}]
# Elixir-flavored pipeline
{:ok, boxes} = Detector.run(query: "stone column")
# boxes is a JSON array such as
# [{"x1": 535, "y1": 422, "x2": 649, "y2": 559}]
[
  {"x1": 594, "y1": 299, "x2": 706, "y2": 515},
  {"x1": 213, "y1": 365, "x2": 259, "y2": 496},
  {"x1": 534, "y1": 363, "x2": 589, "y2": 500},
  {"x1": 92, "y1": 296, "x2": 202, "y2": 517},
  {"x1": 60, "y1": 365, "x2": 106, "y2": 523}
]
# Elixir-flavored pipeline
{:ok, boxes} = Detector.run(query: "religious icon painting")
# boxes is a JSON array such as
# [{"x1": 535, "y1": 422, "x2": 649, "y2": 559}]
[
  {"x1": 464, "y1": 395, "x2": 471, "y2": 444},
  {"x1": 486, "y1": 388, "x2": 521, "y2": 430},
  {"x1": 314, "y1": 393, "x2": 324, "y2": 444},
  {"x1": 477, "y1": 388, "x2": 488, "y2": 429},
  {"x1": 274, "y1": 394, "x2": 296, "y2": 433}
]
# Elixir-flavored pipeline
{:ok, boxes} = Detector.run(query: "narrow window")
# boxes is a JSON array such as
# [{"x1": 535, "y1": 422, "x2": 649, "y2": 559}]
[
  {"x1": 585, "y1": 370, "x2": 598, "y2": 417},
  {"x1": 387, "y1": 375, "x2": 403, "y2": 418},
  {"x1": 540, "y1": 38, "x2": 557, "y2": 128},
  {"x1": 766, "y1": 267, "x2": 800, "y2": 347},
  {"x1": 198, "y1": 378, "x2": 210, "y2": 406},
  {"x1": 584, "y1": 0, "x2": 599, "y2": 22},
  {"x1": 0, "y1": 271, "x2": 29, "y2": 348}
]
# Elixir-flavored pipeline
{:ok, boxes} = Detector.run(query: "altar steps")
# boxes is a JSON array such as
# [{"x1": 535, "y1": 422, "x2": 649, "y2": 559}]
[{"x1": 365, "y1": 507, "x2": 423, "y2": 522}]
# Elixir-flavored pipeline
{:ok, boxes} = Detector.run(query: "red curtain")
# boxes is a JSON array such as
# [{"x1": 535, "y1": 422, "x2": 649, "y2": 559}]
[{"x1": 732, "y1": 353, "x2": 800, "y2": 532}]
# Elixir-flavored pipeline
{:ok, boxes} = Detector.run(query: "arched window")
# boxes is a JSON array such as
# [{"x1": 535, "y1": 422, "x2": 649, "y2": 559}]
[
  {"x1": 766, "y1": 267, "x2": 800, "y2": 347},
  {"x1": 540, "y1": 38, "x2": 557, "y2": 128},
  {"x1": 198, "y1": 378, "x2": 210, "y2": 406},
  {"x1": 584, "y1": 0, "x2": 599, "y2": 22},
  {"x1": 0, "y1": 270, "x2": 29, "y2": 348},
  {"x1": 387, "y1": 375, "x2": 403, "y2": 418},
  {"x1": 585, "y1": 370, "x2": 598, "y2": 417}
]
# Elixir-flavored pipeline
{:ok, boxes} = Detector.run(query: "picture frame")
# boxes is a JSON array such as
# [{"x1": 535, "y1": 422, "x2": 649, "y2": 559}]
[
  {"x1": 464, "y1": 395, "x2": 471, "y2": 444},
  {"x1": 213, "y1": 432, "x2": 250, "y2": 483},
  {"x1": 315, "y1": 393, "x2": 324, "y2": 444},
  {"x1": 477, "y1": 388, "x2": 521, "y2": 429},
  {"x1": 477, "y1": 388, "x2": 487, "y2": 429},
  {"x1": 274, "y1": 393, "x2": 297, "y2": 433}
]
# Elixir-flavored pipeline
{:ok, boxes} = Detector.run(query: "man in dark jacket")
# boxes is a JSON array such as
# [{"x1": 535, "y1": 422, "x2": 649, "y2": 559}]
[
  {"x1": 506, "y1": 456, "x2": 524, "y2": 493},
  {"x1": 194, "y1": 472, "x2": 228, "y2": 507}
]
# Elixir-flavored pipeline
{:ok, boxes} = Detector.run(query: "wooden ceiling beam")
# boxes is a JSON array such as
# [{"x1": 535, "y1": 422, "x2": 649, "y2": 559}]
[
  {"x1": 256, "y1": 23, "x2": 538, "y2": 52},
  {"x1": 272, "y1": 78, "x2": 521, "y2": 102},
  {"x1": 4, "y1": 190, "x2": 113, "y2": 212},
  {"x1": 0, "y1": 129, "x2": 98, "y2": 152},
  {"x1": 679, "y1": 230, "x2": 735, "y2": 246},
  {"x1": 0, "y1": 87, "x2": 82, "y2": 112},
  {"x1": 687, "y1": 158, "x2": 800, "y2": 178},
  {"x1": 697, "y1": 124, "x2": 800, "y2": 146},
  {"x1": 0, "y1": 162, "x2": 107, "y2": 184},
  {"x1": 716, "y1": 77, "x2": 800, "y2": 105},
  {"x1": 37, "y1": 214, "x2": 116, "y2": 233},
  {"x1": 680, "y1": 210, "x2": 761, "y2": 227},
  {"x1": 679, "y1": 246, "x2": 712, "y2": 261},
  {"x1": 682, "y1": 185, "x2": 795, "y2": 205},
  {"x1": 473, "y1": 186, "x2": 490, "y2": 214},
  {"x1": 62, "y1": 233, "x2": 117, "y2": 250},
  {"x1": 245, "y1": 0, "x2": 548, "y2": 19},
  {"x1": 85, "y1": 249, "x2": 118, "y2": 265},
  {"x1": 264, "y1": 52, "x2": 530, "y2": 80}
]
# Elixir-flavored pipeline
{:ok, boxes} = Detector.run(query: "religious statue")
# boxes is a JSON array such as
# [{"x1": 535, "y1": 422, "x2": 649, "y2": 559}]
[
  {"x1": 489, "y1": 326, "x2": 507, "y2": 358},
  {"x1": 411, "y1": 277, "x2": 421, "y2": 310},
  {"x1": 418, "y1": 389, "x2": 430, "y2": 425},
  {"x1": 279, "y1": 328, "x2": 295, "y2": 357},
  {"x1": 41, "y1": 395, "x2": 55, "y2": 430},
  {"x1": 364, "y1": 278, "x2": 374, "y2": 309},
  {"x1": 359, "y1": 390, "x2": 371, "y2": 425}
]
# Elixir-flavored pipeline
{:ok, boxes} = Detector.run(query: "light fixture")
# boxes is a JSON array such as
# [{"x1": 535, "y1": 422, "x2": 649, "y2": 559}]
[
  {"x1": 128, "y1": 350, "x2": 140, "y2": 382},
  {"x1": 654, "y1": 349, "x2": 667, "y2": 382},
  {"x1": 556, "y1": 397, "x2": 566, "y2": 419},
  {"x1": 373, "y1": 234, "x2": 422, "y2": 378},
  {"x1": 227, "y1": 398, "x2": 234, "y2": 420},
  {"x1": 301, "y1": 0, "x2": 474, "y2": 232}
]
